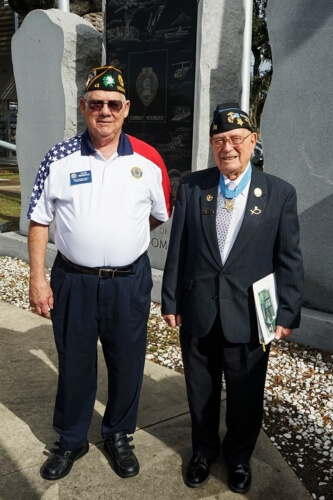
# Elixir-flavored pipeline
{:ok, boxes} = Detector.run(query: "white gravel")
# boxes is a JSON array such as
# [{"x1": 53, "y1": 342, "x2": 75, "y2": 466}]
[{"x1": 0, "y1": 255, "x2": 332, "y2": 499}]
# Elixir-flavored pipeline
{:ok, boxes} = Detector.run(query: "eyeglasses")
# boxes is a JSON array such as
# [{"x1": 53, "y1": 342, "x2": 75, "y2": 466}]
[
  {"x1": 85, "y1": 99, "x2": 124, "y2": 112},
  {"x1": 211, "y1": 132, "x2": 252, "y2": 147}
]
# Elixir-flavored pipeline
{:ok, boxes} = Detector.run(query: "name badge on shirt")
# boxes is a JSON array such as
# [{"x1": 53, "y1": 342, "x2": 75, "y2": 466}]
[{"x1": 70, "y1": 171, "x2": 92, "y2": 186}]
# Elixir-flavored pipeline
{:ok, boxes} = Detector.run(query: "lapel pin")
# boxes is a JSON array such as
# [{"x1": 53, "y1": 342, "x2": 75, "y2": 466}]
[
  {"x1": 206, "y1": 194, "x2": 213, "y2": 201},
  {"x1": 250, "y1": 205, "x2": 262, "y2": 215},
  {"x1": 254, "y1": 187, "x2": 262, "y2": 198}
]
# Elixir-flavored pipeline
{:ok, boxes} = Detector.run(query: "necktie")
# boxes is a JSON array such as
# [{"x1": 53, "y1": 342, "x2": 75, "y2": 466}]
[{"x1": 216, "y1": 181, "x2": 237, "y2": 255}]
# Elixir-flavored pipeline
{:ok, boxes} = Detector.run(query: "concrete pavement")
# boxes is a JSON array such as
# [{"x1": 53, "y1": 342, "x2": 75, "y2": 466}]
[{"x1": 0, "y1": 300, "x2": 311, "y2": 500}]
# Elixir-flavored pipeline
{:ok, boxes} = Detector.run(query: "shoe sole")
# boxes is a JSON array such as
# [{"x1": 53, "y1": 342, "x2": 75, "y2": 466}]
[
  {"x1": 186, "y1": 473, "x2": 211, "y2": 488},
  {"x1": 227, "y1": 478, "x2": 251, "y2": 494},
  {"x1": 104, "y1": 441, "x2": 140, "y2": 478},
  {"x1": 41, "y1": 442, "x2": 89, "y2": 480},
  {"x1": 114, "y1": 467, "x2": 140, "y2": 479}
]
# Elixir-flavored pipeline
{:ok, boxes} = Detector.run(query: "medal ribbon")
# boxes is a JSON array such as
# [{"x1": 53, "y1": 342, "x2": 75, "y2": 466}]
[{"x1": 219, "y1": 164, "x2": 252, "y2": 198}]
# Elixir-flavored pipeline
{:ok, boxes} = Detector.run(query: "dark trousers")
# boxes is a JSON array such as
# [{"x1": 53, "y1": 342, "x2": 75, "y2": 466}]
[
  {"x1": 50, "y1": 252, "x2": 152, "y2": 451},
  {"x1": 180, "y1": 316, "x2": 270, "y2": 465}
]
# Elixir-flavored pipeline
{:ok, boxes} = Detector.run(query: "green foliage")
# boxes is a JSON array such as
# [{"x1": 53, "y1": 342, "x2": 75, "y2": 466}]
[
  {"x1": 251, "y1": 0, "x2": 272, "y2": 134},
  {"x1": 0, "y1": 191, "x2": 20, "y2": 231},
  {"x1": 0, "y1": 170, "x2": 20, "y2": 231}
]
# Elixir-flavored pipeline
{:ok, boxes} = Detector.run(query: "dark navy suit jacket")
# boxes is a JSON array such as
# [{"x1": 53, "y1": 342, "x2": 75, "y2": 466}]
[{"x1": 162, "y1": 166, "x2": 304, "y2": 343}]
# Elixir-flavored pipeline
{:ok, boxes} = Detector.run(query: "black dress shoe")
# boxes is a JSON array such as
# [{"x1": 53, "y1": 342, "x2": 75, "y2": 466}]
[
  {"x1": 186, "y1": 455, "x2": 211, "y2": 488},
  {"x1": 104, "y1": 432, "x2": 139, "y2": 478},
  {"x1": 227, "y1": 463, "x2": 252, "y2": 494},
  {"x1": 41, "y1": 441, "x2": 89, "y2": 480}
]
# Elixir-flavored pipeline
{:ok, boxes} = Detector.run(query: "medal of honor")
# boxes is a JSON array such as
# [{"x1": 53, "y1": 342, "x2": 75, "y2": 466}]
[
  {"x1": 224, "y1": 199, "x2": 235, "y2": 212},
  {"x1": 219, "y1": 166, "x2": 252, "y2": 214}
]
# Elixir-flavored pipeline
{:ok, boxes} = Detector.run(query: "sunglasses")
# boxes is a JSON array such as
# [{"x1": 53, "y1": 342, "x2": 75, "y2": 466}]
[{"x1": 85, "y1": 99, "x2": 124, "y2": 112}]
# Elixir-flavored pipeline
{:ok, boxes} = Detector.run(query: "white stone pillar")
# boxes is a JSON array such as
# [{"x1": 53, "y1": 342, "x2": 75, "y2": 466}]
[
  {"x1": 11, "y1": 9, "x2": 102, "y2": 236},
  {"x1": 192, "y1": 0, "x2": 245, "y2": 171},
  {"x1": 261, "y1": 0, "x2": 333, "y2": 352}
]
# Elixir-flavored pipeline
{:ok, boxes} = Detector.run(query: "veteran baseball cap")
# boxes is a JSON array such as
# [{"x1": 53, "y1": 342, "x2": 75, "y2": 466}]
[
  {"x1": 210, "y1": 102, "x2": 252, "y2": 136},
  {"x1": 85, "y1": 65, "x2": 126, "y2": 95}
]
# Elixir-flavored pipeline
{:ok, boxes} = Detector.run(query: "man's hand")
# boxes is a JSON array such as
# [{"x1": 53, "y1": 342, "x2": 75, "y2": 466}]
[
  {"x1": 29, "y1": 278, "x2": 53, "y2": 318},
  {"x1": 28, "y1": 221, "x2": 53, "y2": 318},
  {"x1": 274, "y1": 325, "x2": 293, "y2": 340},
  {"x1": 162, "y1": 313, "x2": 182, "y2": 328}
]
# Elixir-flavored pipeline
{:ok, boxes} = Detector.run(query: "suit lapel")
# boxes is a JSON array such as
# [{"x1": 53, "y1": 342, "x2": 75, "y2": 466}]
[
  {"x1": 224, "y1": 167, "x2": 268, "y2": 268},
  {"x1": 200, "y1": 168, "x2": 223, "y2": 268}
]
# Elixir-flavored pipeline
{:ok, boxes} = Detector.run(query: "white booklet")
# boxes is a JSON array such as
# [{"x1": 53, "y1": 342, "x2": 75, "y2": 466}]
[{"x1": 252, "y1": 273, "x2": 278, "y2": 348}]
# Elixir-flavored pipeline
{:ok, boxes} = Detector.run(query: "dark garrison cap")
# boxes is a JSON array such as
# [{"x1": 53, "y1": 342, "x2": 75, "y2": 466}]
[
  {"x1": 210, "y1": 103, "x2": 252, "y2": 137},
  {"x1": 85, "y1": 65, "x2": 126, "y2": 95}
]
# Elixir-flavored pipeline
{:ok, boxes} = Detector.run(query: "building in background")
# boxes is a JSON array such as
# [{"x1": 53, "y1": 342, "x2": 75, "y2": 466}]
[
  {"x1": 0, "y1": 1, "x2": 103, "y2": 164},
  {"x1": 0, "y1": 0, "x2": 19, "y2": 163}
]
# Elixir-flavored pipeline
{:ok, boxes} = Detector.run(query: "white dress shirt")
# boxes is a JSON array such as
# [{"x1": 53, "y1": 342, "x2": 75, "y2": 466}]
[{"x1": 218, "y1": 163, "x2": 251, "y2": 264}]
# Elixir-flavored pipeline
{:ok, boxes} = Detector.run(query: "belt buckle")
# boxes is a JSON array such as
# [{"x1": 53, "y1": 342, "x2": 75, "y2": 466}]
[{"x1": 98, "y1": 268, "x2": 115, "y2": 278}]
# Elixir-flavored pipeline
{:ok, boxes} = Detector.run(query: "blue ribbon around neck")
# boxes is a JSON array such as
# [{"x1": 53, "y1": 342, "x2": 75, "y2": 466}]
[{"x1": 219, "y1": 164, "x2": 252, "y2": 199}]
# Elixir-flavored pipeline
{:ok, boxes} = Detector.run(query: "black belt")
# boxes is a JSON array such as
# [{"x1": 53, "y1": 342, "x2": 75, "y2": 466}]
[{"x1": 59, "y1": 253, "x2": 135, "y2": 278}]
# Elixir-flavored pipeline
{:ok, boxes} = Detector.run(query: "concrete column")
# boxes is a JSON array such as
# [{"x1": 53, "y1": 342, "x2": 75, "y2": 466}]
[
  {"x1": 261, "y1": 0, "x2": 333, "y2": 352},
  {"x1": 192, "y1": 0, "x2": 245, "y2": 172},
  {"x1": 11, "y1": 8, "x2": 102, "y2": 236}
]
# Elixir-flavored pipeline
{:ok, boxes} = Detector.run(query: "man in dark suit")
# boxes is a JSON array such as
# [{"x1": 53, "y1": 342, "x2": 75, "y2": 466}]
[{"x1": 161, "y1": 103, "x2": 303, "y2": 494}]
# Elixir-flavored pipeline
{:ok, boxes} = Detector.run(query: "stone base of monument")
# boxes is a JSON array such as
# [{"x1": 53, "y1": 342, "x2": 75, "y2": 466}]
[
  {"x1": 0, "y1": 231, "x2": 332, "y2": 354},
  {"x1": 0, "y1": 231, "x2": 57, "y2": 269},
  {"x1": 0, "y1": 231, "x2": 164, "y2": 303},
  {"x1": 293, "y1": 308, "x2": 333, "y2": 354}
]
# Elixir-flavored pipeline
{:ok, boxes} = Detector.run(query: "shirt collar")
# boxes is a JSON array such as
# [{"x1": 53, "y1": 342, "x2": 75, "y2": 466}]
[
  {"x1": 222, "y1": 162, "x2": 251, "y2": 187},
  {"x1": 81, "y1": 130, "x2": 134, "y2": 157}
]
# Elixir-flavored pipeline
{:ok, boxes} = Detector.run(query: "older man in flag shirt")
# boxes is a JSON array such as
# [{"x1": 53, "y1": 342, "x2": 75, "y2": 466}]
[{"x1": 28, "y1": 66, "x2": 172, "y2": 481}]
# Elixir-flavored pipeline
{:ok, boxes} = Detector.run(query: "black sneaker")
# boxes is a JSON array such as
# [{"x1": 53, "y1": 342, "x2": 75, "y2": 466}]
[
  {"x1": 41, "y1": 442, "x2": 89, "y2": 480},
  {"x1": 104, "y1": 433, "x2": 139, "y2": 478}
]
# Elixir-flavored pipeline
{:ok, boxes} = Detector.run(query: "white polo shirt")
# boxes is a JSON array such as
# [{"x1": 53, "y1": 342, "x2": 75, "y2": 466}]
[{"x1": 28, "y1": 131, "x2": 172, "y2": 267}]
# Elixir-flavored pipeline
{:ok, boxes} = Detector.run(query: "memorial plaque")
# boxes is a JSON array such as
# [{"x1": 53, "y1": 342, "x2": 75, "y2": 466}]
[
  {"x1": 106, "y1": 0, "x2": 198, "y2": 181},
  {"x1": 106, "y1": 0, "x2": 198, "y2": 270}
]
